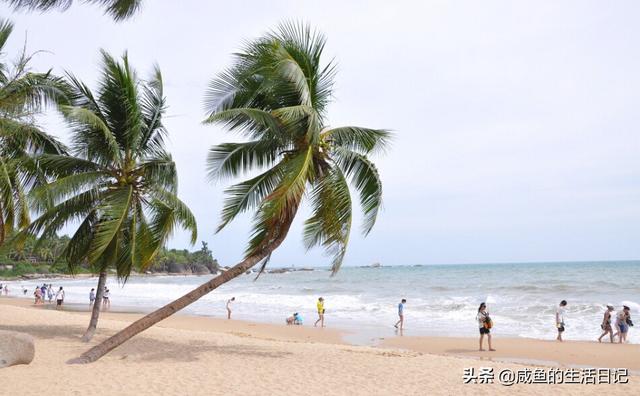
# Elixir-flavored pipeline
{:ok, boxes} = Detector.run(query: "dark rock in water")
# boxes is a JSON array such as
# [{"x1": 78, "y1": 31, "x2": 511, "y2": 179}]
[
  {"x1": 167, "y1": 262, "x2": 188, "y2": 274},
  {"x1": 0, "y1": 330, "x2": 35, "y2": 368},
  {"x1": 267, "y1": 268, "x2": 290, "y2": 274},
  {"x1": 192, "y1": 264, "x2": 210, "y2": 275},
  {"x1": 296, "y1": 268, "x2": 314, "y2": 272}
]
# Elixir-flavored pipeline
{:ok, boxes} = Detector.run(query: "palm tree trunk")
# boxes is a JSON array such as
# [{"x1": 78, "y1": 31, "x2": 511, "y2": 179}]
[
  {"x1": 0, "y1": 211, "x2": 5, "y2": 246},
  {"x1": 68, "y1": 222, "x2": 293, "y2": 364},
  {"x1": 81, "y1": 271, "x2": 107, "y2": 342}
]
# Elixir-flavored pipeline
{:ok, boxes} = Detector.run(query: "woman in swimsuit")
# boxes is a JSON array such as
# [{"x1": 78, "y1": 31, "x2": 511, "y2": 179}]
[{"x1": 598, "y1": 305, "x2": 615, "y2": 343}]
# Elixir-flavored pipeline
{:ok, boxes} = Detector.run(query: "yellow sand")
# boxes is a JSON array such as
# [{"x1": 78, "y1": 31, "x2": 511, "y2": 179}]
[{"x1": 0, "y1": 299, "x2": 636, "y2": 395}]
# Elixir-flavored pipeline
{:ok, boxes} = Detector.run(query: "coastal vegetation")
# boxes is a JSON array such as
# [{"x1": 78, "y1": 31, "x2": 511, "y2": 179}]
[
  {"x1": 0, "y1": 6, "x2": 388, "y2": 363},
  {"x1": 18, "y1": 51, "x2": 197, "y2": 341},
  {"x1": 0, "y1": 236, "x2": 218, "y2": 278},
  {"x1": 72, "y1": 22, "x2": 389, "y2": 363},
  {"x1": 0, "y1": 18, "x2": 68, "y2": 246}
]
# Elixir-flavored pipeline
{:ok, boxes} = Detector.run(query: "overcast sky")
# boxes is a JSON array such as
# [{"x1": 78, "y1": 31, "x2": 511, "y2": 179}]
[{"x1": 1, "y1": 1, "x2": 639, "y2": 267}]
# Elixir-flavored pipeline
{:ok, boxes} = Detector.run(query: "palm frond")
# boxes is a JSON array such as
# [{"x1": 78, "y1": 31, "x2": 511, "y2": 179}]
[
  {"x1": 87, "y1": 185, "x2": 133, "y2": 263},
  {"x1": 324, "y1": 126, "x2": 391, "y2": 155},
  {"x1": 303, "y1": 166, "x2": 352, "y2": 274},
  {"x1": 6, "y1": 0, "x2": 143, "y2": 21},
  {"x1": 206, "y1": 140, "x2": 280, "y2": 181},
  {"x1": 246, "y1": 146, "x2": 313, "y2": 257},
  {"x1": 216, "y1": 164, "x2": 283, "y2": 232},
  {"x1": 334, "y1": 147, "x2": 383, "y2": 235}
]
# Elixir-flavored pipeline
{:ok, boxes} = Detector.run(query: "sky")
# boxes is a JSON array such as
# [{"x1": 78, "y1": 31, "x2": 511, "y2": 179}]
[{"x1": 1, "y1": 0, "x2": 639, "y2": 268}]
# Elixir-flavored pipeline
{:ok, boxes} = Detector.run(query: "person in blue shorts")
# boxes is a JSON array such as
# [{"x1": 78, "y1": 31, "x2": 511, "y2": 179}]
[{"x1": 616, "y1": 306, "x2": 632, "y2": 344}]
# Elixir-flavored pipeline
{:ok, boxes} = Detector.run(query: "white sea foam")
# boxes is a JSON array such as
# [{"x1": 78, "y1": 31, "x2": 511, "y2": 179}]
[{"x1": 4, "y1": 261, "x2": 639, "y2": 343}]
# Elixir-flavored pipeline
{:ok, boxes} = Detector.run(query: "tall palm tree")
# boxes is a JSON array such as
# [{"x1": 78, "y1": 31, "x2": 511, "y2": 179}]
[
  {"x1": 70, "y1": 22, "x2": 390, "y2": 364},
  {"x1": 4, "y1": 0, "x2": 143, "y2": 21},
  {"x1": 21, "y1": 50, "x2": 197, "y2": 341},
  {"x1": 0, "y1": 18, "x2": 68, "y2": 245}
]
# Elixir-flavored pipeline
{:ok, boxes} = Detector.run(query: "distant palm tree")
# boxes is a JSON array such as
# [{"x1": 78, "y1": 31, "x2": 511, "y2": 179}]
[
  {"x1": 0, "y1": 18, "x2": 68, "y2": 245},
  {"x1": 70, "y1": 22, "x2": 390, "y2": 363},
  {"x1": 4, "y1": 0, "x2": 143, "y2": 21},
  {"x1": 21, "y1": 50, "x2": 197, "y2": 341}
]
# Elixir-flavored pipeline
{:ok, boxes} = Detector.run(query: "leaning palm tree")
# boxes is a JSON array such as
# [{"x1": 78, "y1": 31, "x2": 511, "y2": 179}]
[
  {"x1": 4, "y1": 0, "x2": 143, "y2": 21},
  {"x1": 21, "y1": 50, "x2": 197, "y2": 341},
  {"x1": 70, "y1": 22, "x2": 390, "y2": 364},
  {"x1": 0, "y1": 18, "x2": 68, "y2": 245}
]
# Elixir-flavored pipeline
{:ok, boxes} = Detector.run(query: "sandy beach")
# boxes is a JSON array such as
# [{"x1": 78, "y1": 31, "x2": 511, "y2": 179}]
[{"x1": 0, "y1": 298, "x2": 637, "y2": 395}]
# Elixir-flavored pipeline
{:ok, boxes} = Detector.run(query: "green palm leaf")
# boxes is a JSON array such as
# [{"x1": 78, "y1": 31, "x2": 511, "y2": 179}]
[
  {"x1": 334, "y1": 147, "x2": 383, "y2": 235},
  {"x1": 303, "y1": 166, "x2": 352, "y2": 274},
  {"x1": 5, "y1": 0, "x2": 144, "y2": 21},
  {"x1": 87, "y1": 185, "x2": 132, "y2": 263}
]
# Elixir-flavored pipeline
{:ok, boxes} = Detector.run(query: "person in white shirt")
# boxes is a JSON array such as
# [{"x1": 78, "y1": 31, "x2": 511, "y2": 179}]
[
  {"x1": 226, "y1": 297, "x2": 235, "y2": 319},
  {"x1": 102, "y1": 287, "x2": 111, "y2": 310},
  {"x1": 556, "y1": 300, "x2": 567, "y2": 341},
  {"x1": 55, "y1": 287, "x2": 65, "y2": 310},
  {"x1": 477, "y1": 302, "x2": 495, "y2": 351}
]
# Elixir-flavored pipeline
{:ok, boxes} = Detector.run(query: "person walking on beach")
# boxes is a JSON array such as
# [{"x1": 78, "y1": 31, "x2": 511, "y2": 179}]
[
  {"x1": 616, "y1": 306, "x2": 632, "y2": 344},
  {"x1": 556, "y1": 300, "x2": 567, "y2": 341},
  {"x1": 55, "y1": 287, "x2": 65, "y2": 310},
  {"x1": 394, "y1": 299, "x2": 406, "y2": 330},
  {"x1": 89, "y1": 288, "x2": 96, "y2": 306},
  {"x1": 598, "y1": 305, "x2": 615, "y2": 343},
  {"x1": 102, "y1": 287, "x2": 111, "y2": 310},
  {"x1": 22, "y1": 286, "x2": 27, "y2": 295},
  {"x1": 477, "y1": 302, "x2": 495, "y2": 351},
  {"x1": 314, "y1": 297, "x2": 325, "y2": 327},
  {"x1": 226, "y1": 297, "x2": 235, "y2": 319}
]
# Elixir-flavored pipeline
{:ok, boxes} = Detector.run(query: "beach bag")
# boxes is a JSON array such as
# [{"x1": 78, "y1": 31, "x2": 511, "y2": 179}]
[{"x1": 483, "y1": 316, "x2": 493, "y2": 329}]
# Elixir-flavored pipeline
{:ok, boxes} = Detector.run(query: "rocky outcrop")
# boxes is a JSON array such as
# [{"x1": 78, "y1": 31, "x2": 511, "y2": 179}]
[
  {"x1": 0, "y1": 330, "x2": 35, "y2": 368},
  {"x1": 192, "y1": 264, "x2": 210, "y2": 275},
  {"x1": 167, "y1": 262, "x2": 188, "y2": 274}
]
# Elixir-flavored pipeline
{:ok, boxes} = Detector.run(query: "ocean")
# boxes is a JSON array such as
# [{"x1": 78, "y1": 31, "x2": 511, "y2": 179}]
[{"x1": 4, "y1": 261, "x2": 639, "y2": 344}]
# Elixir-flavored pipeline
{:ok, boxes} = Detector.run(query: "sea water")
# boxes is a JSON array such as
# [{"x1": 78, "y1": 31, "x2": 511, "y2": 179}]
[{"x1": 5, "y1": 261, "x2": 639, "y2": 343}]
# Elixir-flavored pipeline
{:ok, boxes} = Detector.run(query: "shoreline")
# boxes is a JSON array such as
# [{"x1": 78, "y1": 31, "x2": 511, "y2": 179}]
[
  {"x1": 1, "y1": 297, "x2": 638, "y2": 372},
  {"x1": 0, "y1": 298, "x2": 637, "y2": 394}
]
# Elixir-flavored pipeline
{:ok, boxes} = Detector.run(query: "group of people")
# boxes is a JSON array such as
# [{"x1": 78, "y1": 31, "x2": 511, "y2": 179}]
[
  {"x1": 284, "y1": 297, "x2": 326, "y2": 327},
  {"x1": 556, "y1": 300, "x2": 634, "y2": 344},
  {"x1": 31, "y1": 283, "x2": 65, "y2": 309},
  {"x1": 473, "y1": 299, "x2": 634, "y2": 351},
  {"x1": 596, "y1": 304, "x2": 634, "y2": 344},
  {"x1": 88, "y1": 287, "x2": 111, "y2": 309},
  {"x1": 225, "y1": 296, "x2": 326, "y2": 327}
]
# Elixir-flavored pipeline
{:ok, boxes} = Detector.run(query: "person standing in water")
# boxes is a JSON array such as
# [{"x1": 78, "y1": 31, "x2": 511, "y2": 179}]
[
  {"x1": 394, "y1": 299, "x2": 406, "y2": 330},
  {"x1": 47, "y1": 284, "x2": 54, "y2": 304},
  {"x1": 89, "y1": 288, "x2": 96, "y2": 306},
  {"x1": 598, "y1": 305, "x2": 615, "y2": 343},
  {"x1": 616, "y1": 306, "x2": 632, "y2": 344},
  {"x1": 314, "y1": 297, "x2": 325, "y2": 327},
  {"x1": 226, "y1": 297, "x2": 235, "y2": 319},
  {"x1": 55, "y1": 287, "x2": 65, "y2": 310},
  {"x1": 477, "y1": 302, "x2": 495, "y2": 351},
  {"x1": 556, "y1": 300, "x2": 567, "y2": 342},
  {"x1": 102, "y1": 287, "x2": 111, "y2": 310}
]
